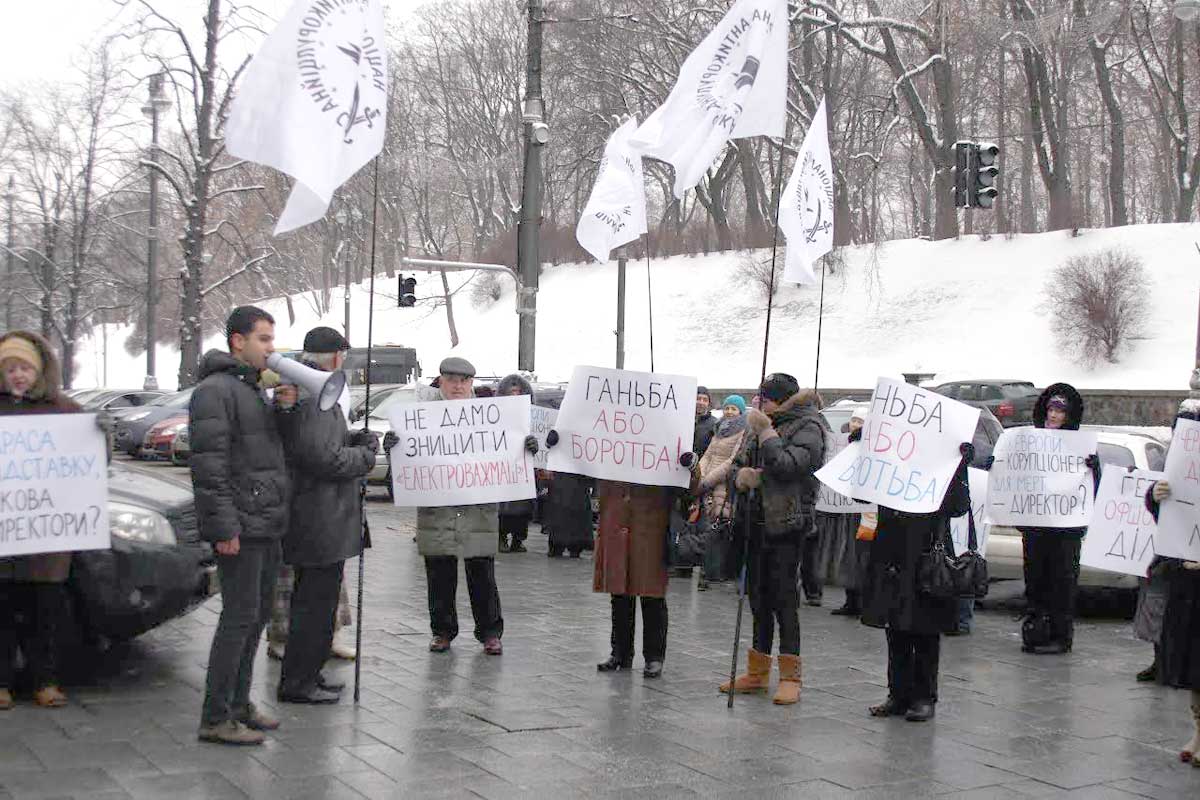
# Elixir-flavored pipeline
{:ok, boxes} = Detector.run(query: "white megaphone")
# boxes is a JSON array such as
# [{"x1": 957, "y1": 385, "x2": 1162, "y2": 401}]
[{"x1": 266, "y1": 352, "x2": 347, "y2": 412}]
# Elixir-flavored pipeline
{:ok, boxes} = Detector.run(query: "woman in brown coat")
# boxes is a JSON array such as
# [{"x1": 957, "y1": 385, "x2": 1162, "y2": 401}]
[{"x1": 0, "y1": 331, "x2": 83, "y2": 709}]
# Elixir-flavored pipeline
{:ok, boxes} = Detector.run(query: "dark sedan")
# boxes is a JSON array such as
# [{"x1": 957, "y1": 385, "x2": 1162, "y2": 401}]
[
  {"x1": 113, "y1": 387, "x2": 195, "y2": 456},
  {"x1": 69, "y1": 461, "x2": 215, "y2": 644},
  {"x1": 930, "y1": 379, "x2": 1040, "y2": 427}
]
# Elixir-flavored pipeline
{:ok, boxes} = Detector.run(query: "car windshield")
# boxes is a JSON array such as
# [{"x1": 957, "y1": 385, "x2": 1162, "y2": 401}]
[
  {"x1": 1097, "y1": 442, "x2": 1135, "y2": 469},
  {"x1": 370, "y1": 387, "x2": 419, "y2": 420},
  {"x1": 1000, "y1": 383, "x2": 1038, "y2": 399}
]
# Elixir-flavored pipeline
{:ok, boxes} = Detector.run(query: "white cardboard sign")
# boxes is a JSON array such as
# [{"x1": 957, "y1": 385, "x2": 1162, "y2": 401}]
[
  {"x1": 0, "y1": 413, "x2": 110, "y2": 556},
  {"x1": 387, "y1": 395, "x2": 535, "y2": 507},
  {"x1": 530, "y1": 406, "x2": 558, "y2": 471},
  {"x1": 816, "y1": 435, "x2": 875, "y2": 514},
  {"x1": 1158, "y1": 418, "x2": 1200, "y2": 560},
  {"x1": 987, "y1": 428, "x2": 1098, "y2": 528},
  {"x1": 1080, "y1": 468, "x2": 1163, "y2": 577},
  {"x1": 547, "y1": 366, "x2": 696, "y2": 488},
  {"x1": 950, "y1": 468, "x2": 991, "y2": 557},
  {"x1": 815, "y1": 378, "x2": 980, "y2": 513}
]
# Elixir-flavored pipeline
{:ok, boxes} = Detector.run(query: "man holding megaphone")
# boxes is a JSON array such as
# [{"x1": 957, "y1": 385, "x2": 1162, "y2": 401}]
[{"x1": 274, "y1": 327, "x2": 377, "y2": 705}]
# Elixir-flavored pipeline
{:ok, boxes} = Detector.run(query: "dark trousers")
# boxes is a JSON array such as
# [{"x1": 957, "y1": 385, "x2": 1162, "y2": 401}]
[
  {"x1": 425, "y1": 556, "x2": 503, "y2": 642},
  {"x1": 201, "y1": 540, "x2": 280, "y2": 726},
  {"x1": 499, "y1": 514, "x2": 531, "y2": 545},
  {"x1": 1022, "y1": 532, "x2": 1082, "y2": 643},
  {"x1": 610, "y1": 594, "x2": 667, "y2": 664},
  {"x1": 800, "y1": 532, "x2": 822, "y2": 601},
  {"x1": 279, "y1": 561, "x2": 343, "y2": 695},
  {"x1": 887, "y1": 628, "x2": 941, "y2": 705},
  {"x1": 749, "y1": 539, "x2": 801, "y2": 655},
  {"x1": 0, "y1": 582, "x2": 69, "y2": 690}
]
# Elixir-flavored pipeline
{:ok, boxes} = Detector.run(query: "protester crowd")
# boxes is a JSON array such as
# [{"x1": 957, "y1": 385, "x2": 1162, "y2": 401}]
[{"x1": 2, "y1": 309, "x2": 1198, "y2": 773}]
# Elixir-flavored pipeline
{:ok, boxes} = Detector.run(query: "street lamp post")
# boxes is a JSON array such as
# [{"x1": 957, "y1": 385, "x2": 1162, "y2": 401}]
[
  {"x1": 142, "y1": 72, "x2": 170, "y2": 391},
  {"x1": 516, "y1": 0, "x2": 548, "y2": 372},
  {"x1": 4, "y1": 177, "x2": 14, "y2": 331}
]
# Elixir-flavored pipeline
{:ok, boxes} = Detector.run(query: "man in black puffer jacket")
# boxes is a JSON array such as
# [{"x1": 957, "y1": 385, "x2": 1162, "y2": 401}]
[
  {"x1": 276, "y1": 327, "x2": 377, "y2": 705},
  {"x1": 190, "y1": 306, "x2": 294, "y2": 746},
  {"x1": 721, "y1": 373, "x2": 826, "y2": 706}
]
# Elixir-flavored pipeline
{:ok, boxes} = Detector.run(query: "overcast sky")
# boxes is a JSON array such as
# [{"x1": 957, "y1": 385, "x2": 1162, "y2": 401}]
[{"x1": 0, "y1": 0, "x2": 424, "y2": 90}]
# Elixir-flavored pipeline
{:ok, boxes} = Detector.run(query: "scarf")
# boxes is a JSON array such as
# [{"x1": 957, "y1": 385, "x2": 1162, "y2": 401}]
[{"x1": 716, "y1": 415, "x2": 747, "y2": 438}]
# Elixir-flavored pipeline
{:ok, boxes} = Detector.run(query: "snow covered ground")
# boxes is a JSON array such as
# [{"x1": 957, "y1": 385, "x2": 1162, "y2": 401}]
[{"x1": 72, "y1": 222, "x2": 1200, "y2": 392}]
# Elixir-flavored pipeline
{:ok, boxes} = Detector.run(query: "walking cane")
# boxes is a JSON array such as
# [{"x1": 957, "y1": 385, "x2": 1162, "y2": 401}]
[{"x1": 727, "y1": 488, "x2": 753, "y2": 709}]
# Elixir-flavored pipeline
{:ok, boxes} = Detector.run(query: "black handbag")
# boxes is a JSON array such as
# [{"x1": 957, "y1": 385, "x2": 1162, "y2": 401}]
[
  {"x1": 667, "y1": 503, "x2": 707, "y2": 568},
  {"x1": 917, "y1": 506, "x2": 989, "y2": 599}
]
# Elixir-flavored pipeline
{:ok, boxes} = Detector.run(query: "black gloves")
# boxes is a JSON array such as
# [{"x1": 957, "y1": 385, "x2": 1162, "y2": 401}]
[
  {"x1": 350, "y1": 430, "x2": 379, "y2": 453},
  {"x1": 525, "y1": 435, "x2": 539, "y2": 455},
  {"x1": 381, "y1": 431, "x2": 398, "y2": 453},
  {"x1": 982, "y1": 455, "x2": 995, "y2": 471},
  {"x1": 679, "y1": 451, "x2": 696, "y2": 469},
  {"x1": 959, "y1": 442, "x2": 975, "y2": 463},
  {"x1": 848, "y1": 427, "x2": 863, "y2": 443},
  {"x1": 1085, "y1": 454, "x2": 1100, "y2": 472},
  {"x1": 546, "y1": 430, "x2": 559, "y2": 448}
]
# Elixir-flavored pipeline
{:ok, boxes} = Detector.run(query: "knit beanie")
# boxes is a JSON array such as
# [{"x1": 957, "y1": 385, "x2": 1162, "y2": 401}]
[
  {"x1": 0, "y1": 336, "x2": 43, "y2": 375},
  {"x1": 722, "y1": 395, "x2": 747, "y2": 415}
]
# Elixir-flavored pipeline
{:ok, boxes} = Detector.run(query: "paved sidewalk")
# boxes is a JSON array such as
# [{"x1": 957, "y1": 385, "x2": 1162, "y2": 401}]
[{"x1": 1, "y1": 497, "x2": 1198, "y2": 799}]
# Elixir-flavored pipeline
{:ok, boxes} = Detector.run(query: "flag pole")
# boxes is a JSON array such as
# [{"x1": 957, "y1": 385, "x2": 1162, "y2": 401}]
[
  {"x1": 813, "y1": 253, "x2": 827, "y2": 391},
  {"x1": 759, "y1": 136, "x2": 788, "y2": 383},
  {"x1": 354, "y1": 156, "x2": 381, "y2": 704},
  {"x1": 644, "y1": 241, "x2": 655, "y2": 372}
]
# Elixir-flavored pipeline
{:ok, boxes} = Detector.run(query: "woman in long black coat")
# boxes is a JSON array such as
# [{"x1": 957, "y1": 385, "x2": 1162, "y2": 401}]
[
  {"x1": 1144, "y1": 400, "x2": 1200, "y2": 768},
  {"x1": 862, "y1": 445, "x2": 972, "y2": 722}
]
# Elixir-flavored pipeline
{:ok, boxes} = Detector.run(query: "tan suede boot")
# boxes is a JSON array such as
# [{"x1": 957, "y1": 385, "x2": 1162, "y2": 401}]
[
  {"x1": 773, "y1": 654, "x2": 802, "y2": 705},
  {"x1": 719, "y1": 648, "x2": 771, "y2": 694}
]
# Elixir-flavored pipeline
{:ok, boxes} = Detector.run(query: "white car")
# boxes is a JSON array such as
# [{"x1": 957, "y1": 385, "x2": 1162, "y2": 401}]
[
  {"x1": 985, "y1": 427, "x2": 1169, "y2": 590},
  {"x1": 351, "y1": 383, "x2": 429, "y2": 486}
]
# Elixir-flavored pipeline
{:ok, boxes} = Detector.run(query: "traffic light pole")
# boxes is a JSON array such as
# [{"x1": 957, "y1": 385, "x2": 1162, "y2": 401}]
[{"x1": 516, "y1": 0, "x2": 546, "y2": 373}]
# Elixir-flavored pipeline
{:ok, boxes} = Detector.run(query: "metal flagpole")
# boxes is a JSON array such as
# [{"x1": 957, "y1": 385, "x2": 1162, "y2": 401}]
[
  {"x1": 813, "y1": 255, "x2": 827, "y2": 391},
  {"x1": 644, "y1": 244, "x2": 655, "y2": 372},
  {"x1": 354, "y1": 157, "x2": 381, "y2": 704}
]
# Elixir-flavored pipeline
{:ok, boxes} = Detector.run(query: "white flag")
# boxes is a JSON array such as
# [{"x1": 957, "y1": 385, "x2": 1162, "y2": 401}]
[
  {"x1": 575, "y1": 119, "x2": 648, "y2": 263},
  {"x1": 779, "y1": 98, "x2": 835, "y2": 285},
  {"x1": 225, "y1": 0, "x2": 387, "y2": 235},
  {"x1": 629, "y1": 0, "x2": 787, "y2": 198}
]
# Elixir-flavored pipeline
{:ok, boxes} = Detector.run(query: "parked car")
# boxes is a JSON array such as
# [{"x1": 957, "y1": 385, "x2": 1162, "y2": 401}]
[
  {"x1": 985, "y1": 428, "x2": 1167, "y2": 590},
  {"x1": 114, "y1": 387, "x2": 195, "y2": 456},
  {"x1": 140, "y1": 413, "x2": 189, "y2": 461},
  {"x1": 348, "y1": 383, "x2": 402, "y2": 423},
  {"x1": 81, "y1": 389, "x2": 165, "y2": 413},
  {"x1": 930, "y1": 379, "x2": 1040, "y2": 427},
  {"x1": 69, "y1": 460, "x2": 216, "y2": 644}
]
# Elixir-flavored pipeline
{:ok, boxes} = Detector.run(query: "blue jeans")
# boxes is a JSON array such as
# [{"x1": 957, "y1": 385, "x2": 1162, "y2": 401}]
[{"x1": 957, "y1": 598, "x2": 975, "y2": 632}]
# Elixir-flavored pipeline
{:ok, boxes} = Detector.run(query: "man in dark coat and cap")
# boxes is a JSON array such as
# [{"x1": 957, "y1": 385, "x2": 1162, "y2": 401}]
[{"x1": 275, "y1": 327, "x2": 378, "y2": 704}]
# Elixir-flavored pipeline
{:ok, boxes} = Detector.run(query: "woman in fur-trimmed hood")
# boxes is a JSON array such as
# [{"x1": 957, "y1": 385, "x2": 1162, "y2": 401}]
[
  {"x1": 721, "y1": 374, "x2": 826, "y2": 706},
  {"x1": 0, "y1": 330, "x2": 82, "y2": 710}
]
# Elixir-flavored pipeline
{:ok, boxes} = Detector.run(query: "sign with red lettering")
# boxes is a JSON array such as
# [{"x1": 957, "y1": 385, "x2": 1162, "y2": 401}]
[
  {"x1": 1158, "y1": 418, "x2": 1200, "y2": 560},
  {"x1": 815, "y1": 377, "x2": 980, "y2": 513},
  {"x1": 1080, "y1": 468, "x2": 1163, "y2": 577},
  {"x1": 987, "y1": 428, "x2": 1098, "y2": 528},
  {"x1": 547, "y1": 366, "x2": 697, "y2": 488},
  {"x1": 387, "y1": 395, "x2": 535, "y2": 507}
]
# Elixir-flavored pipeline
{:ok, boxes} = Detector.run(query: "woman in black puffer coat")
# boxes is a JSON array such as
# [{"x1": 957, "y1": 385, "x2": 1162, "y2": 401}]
[{"x1": 496, "y1": 374, "x2": 536, "y2": 553}]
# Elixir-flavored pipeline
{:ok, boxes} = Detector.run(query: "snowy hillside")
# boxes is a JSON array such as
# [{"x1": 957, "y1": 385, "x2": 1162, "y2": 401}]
[{"x1": 73, "y1": 223, "x2": 1200, "y2": 391}]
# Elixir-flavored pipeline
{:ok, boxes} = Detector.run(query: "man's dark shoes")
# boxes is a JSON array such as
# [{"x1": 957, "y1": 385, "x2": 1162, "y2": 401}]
[
  {"x1": 805, "y1": 597, "x2": 823, "y2": 607},
  {"x1": 830, "y1": 604, "x2": 860, "y2": 617},
  {"x1": 1031, "y1": 640, "x2": 1070, "y2": 655},
  {"x1": 869, "y1": 696, "x2": 908, "y2": 717},
  {"x1": 643, "y1": 661, "x2": 664, "y2": 679},
  {"x1": 236, "y1": 703, "x2": 280, "y2": 731},
  {"x1": 429, "y1": 636, "x2": 451, "y2": 652},
  {"x1": 905, "y1": 700, "x2": 935, "y2": 722},
  {"x1": 198, "y1": 720, "x2": 264, "y2": 745},
  {"x1": 1136, "y1": 662, "x2": 1158, "y2": 682},
  {"x1": 597, "y1": 655, "x2": 633, "y2": 672},
  {"x1": 277, "y1": 686, "x2": 340, "y2": 705},
  {"x1": 317, "y1": 674, "x2": 345, "y2": 693}
]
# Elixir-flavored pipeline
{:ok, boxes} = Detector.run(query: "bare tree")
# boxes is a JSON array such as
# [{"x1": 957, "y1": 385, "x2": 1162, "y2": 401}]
[{"x1": 1043, "y1": 247, "x2": 1150, "y2": 364}]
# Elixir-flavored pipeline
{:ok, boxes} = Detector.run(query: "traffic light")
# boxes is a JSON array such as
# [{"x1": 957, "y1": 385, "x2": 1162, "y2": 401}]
[
  {"x1": 952, "y1": 141, "x2": 1000, "y2": 209},
  {"x1": 399, "y1": 275, "x2": 416, "y2": 307},
  {"x1": 973, "y1": 142, "x2": 999, "y2": 209}
]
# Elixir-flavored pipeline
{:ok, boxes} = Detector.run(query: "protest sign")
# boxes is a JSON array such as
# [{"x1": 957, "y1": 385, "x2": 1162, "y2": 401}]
[
  {"x1": 547, "y1": 366, "x2": 697, "y2": 488},
  {"x1": 815, "y1": 378, "x2": 980, "y2": 513},
  {"x1": 387, "y1": 394, "x2": 535, "y2": 507},
  {"x1": 1080, "y1": 468, "x2": 1163, "y2": 577},
  {"x1": 1158, "y1": 418, "x2": 1200, "y2": 560},
  {"x1": 530, "y1": 406, "x2": 558, "y2": 471},
  {"x1": 0, "y1": 413, "x2": 109, "y2": 557},
  {"x1": 949, "y1": 468, "x2": 991, "y2": 557},
  {"x1": 986, "y1": 428, "x2": 1098, "y2": 528},
  {"x1": 816, "y1": 435, "x2": 875, "y2": 514}
]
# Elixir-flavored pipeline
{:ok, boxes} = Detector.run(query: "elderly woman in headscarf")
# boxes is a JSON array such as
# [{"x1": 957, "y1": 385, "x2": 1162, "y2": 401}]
[
  {"x1": 496, "y1": 374, "x2": 536, "y2": 553},
  {"x1": 0, "y1": 331, "x2": 86, "y2": 709},
  {"x1": 695, "y1": 395, "x2": 749, "y2": 590}
]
